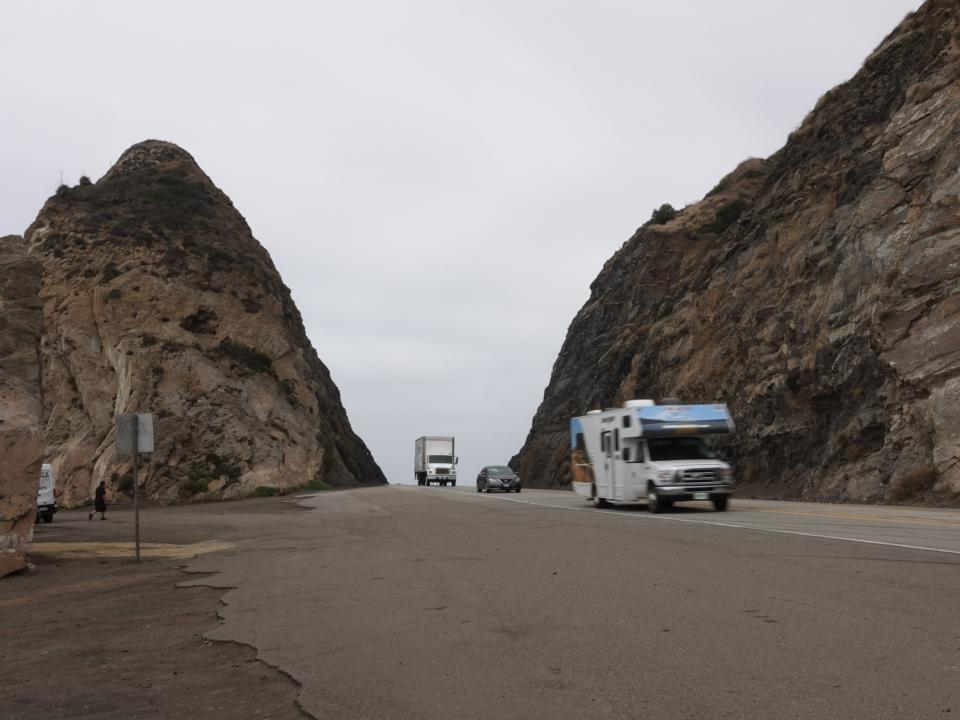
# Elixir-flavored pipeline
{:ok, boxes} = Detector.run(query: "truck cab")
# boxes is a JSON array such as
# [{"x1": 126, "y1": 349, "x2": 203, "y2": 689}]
[
  {"x1": 571, "y1": 401, "x2": 735, "y2": 512},
  {"x1": 424, "y1": 453, "x2": 456, "y2": 486}
]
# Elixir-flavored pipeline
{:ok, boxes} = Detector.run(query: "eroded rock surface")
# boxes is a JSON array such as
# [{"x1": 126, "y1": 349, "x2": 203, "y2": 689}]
[
  {"x1": 0, "y1": 235, "x2": 44, "y2": 575},
  {"x1": 514, "y1": 0, "x2": 960, "y2": 504},
  {"x1": 24, "y1": 141, "x2": 384, "y2": 505}
]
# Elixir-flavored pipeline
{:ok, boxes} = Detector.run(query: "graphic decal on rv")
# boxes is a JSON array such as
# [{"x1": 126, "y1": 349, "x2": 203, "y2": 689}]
[
  {"x1": 569, "y1": 418, "x2": 594, "y2": 486},
  {"x1": 636, "y1": 404, "x2": 734, "y2": 437}
]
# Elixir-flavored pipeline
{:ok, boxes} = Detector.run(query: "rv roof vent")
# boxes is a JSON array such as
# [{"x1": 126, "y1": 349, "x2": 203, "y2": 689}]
[
  {"x1": 623, "y1": 399, "x2": 655, "y2": 408},
  {"x1": 586, "y1": 409, "x2": 603, "y2": 415}
]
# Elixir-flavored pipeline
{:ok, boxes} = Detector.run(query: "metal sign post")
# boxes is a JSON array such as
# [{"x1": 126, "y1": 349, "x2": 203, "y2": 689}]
[
  {"x1": 115, "y1": 413, "x2": 154, "y2": 563},
  {"x1": 133, "y1": 418, "x2": 140, "y2": 562}
]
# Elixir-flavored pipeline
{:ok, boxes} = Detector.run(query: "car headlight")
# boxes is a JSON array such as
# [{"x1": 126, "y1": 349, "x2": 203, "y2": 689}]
[{"x1": 656, "y1": 470, "x2": 673, "y2": 483}]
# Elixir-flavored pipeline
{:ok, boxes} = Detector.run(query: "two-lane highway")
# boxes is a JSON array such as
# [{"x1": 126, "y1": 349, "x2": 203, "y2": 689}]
[
  {"x1": 438, "y1": 486, "x2": 960, "y2": 555},
  {"x1": 183, "y1": 486, "x2": 960, "y2": 719}
]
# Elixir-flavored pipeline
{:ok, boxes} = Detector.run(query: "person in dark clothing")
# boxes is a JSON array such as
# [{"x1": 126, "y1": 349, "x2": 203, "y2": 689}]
[{"x1": 89, "y1": 481, "x2": 107, "y2": 520}]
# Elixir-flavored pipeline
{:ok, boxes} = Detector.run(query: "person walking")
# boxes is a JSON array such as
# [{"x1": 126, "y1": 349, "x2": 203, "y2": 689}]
[{"x1": 89, "y1": 480, "x2": 107, "y2": 520}]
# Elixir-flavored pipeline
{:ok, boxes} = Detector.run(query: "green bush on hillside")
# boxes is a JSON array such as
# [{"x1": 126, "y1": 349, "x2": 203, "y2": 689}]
[{"x1": 650, "y1": 203, "x2": 677, "y2": 225}]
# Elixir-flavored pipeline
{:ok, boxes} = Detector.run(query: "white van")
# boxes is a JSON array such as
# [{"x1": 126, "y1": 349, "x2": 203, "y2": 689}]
[{"x1": 36, "y1": 463, "x2": 57, "y2": 523}]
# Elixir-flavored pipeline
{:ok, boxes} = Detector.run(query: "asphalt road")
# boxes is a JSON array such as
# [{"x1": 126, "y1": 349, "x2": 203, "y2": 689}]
[{"x1": 177, "y1": 486, "x2": 960, "y2": 720}]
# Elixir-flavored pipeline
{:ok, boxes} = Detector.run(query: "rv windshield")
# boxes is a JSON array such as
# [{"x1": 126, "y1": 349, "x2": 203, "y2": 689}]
[
  {"x1": 647, "y1": 438, "x2": 713, "y2": 461},
  {"x1": 428, "y1": 455, "x2": 453, "y2": 464}
]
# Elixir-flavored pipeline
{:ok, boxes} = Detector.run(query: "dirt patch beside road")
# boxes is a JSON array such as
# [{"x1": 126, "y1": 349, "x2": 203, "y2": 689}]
[{"x1": 1, "y1": 500, "x2": 308, "y2": 720}]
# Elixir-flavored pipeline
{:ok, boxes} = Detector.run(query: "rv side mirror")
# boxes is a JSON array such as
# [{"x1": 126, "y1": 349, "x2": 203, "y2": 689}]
[{"x1": 455, "y1": 457, "x2": 459, "y2": 465}]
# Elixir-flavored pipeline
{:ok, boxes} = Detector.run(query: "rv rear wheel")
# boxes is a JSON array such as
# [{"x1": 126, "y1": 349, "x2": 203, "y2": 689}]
[{"x1": 591, "y1": 485, "x2": 609, "y2": 508}]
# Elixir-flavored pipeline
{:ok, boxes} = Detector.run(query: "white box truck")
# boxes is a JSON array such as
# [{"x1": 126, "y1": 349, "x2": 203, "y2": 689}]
[
  {"x1": 36, "y1": 463, "x2": 58, "y2": 523},
  {"x1": 415, "y1": 437, "x2": 457, "y2": 486},
  {"x1": 570, "y1": 400, "x2": 735, "y2": 512}
]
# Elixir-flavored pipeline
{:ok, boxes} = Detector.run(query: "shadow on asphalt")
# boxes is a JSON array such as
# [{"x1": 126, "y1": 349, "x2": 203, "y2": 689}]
[{"x1": 600, "y1": 503, "x2": 722, "y2": 515}]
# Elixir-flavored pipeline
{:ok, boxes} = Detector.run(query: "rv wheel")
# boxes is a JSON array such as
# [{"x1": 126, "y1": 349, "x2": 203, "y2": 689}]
[
  {"x1": 591, "y1": 485, "x2": 609, "y2": 508},
  {"x1": 712, "y1": 495, "x2": 729, "y2": 512},
  {"x1": 647, "y1": 486, "x2": 671, "y2": 514}
]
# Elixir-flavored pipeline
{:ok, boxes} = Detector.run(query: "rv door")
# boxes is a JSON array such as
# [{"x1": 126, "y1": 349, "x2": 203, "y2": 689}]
[
  {"x1": 601, "y1": 430, "x2": 616, "y2": 500},
  {"x1": 611, "y1": 428, "x2": 625, "y2": 500}
]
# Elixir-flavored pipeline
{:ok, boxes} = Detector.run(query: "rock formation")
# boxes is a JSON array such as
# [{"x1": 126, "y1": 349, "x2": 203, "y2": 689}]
[
  {"x1": 514, "y1": 0, "x2": 960, "y2": 504},
  {"x1": 0, "y1": 236, "x2": 44, "y2": 576},
  {"x1": 23, "y1": 140, "x2": 384, "y2": 506}
]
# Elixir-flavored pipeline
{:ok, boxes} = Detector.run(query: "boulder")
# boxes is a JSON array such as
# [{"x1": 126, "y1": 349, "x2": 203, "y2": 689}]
[{"x1": 0, "y1": 236, "x2": 44, "y2": 576}]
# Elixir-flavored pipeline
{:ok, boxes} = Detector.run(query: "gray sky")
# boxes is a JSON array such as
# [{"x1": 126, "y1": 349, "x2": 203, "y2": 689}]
[{"x1": 1, "y1": 0, "x2": 921, "y2": 485}]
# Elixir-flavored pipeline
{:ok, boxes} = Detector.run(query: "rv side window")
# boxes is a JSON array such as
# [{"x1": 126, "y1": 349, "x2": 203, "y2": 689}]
[
  {"x1": 614, "y1": 429, "x2": 620, "y2": 451},
  {"x1": 623, "y1": 447, "x2": 631, "y2": 462},
  {"x1": 622, "y1": 415, "x2": 631, "y2": 428},
  {"x1": 575, "y1": 432, "x2": 585, "y2": 450}
]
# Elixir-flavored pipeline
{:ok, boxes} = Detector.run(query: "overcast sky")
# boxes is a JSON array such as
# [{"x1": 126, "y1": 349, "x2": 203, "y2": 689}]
[{"x1": 1, "y1": 0, "x2": 921, "y2": 485}]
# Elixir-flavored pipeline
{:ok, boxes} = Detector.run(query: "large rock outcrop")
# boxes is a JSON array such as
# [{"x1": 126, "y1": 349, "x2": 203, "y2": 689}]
[
  {"x1": 0, "y1": 236, "x2": 44, "y2": 576},
  {"x1": 25, "y1": 140, "x2": 384, "y2": 505},
  {"x1": 514, "y1": 0, "x2": 960, "y2": 505}
]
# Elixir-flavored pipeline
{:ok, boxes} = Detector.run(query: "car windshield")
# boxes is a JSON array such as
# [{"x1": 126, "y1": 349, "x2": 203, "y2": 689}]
[
  {"x1": 428, "y1": 455, "x2": 453, "y2": 464},
  {"x1": 647, "y1": 438, "x2": 713, "y2": 461},
  {"x1": 487, "y1": 466, "x2": 514, "y2": 477}
]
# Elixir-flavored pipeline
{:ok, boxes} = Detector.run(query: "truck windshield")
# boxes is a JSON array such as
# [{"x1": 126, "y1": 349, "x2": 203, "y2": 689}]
[
  {"x1": 647, "y1": 438, "x2": 713, "y2": 461},
  {"x1": 428, "y1": 455, "x2": 453, "y2": 464}
]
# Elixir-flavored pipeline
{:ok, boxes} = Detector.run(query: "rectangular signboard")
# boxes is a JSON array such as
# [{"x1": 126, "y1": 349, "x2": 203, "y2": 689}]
[{"x1": 115, "y1": 413, "x2": 155, "y2": 454}]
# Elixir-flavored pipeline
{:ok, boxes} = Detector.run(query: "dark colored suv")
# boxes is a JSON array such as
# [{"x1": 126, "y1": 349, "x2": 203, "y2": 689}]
[{"x1": 476, "y1": 466, "x2": 521, "y2": 493}]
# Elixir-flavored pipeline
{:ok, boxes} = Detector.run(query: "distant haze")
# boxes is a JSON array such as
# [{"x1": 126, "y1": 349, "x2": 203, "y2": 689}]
[{"x1": 1, "y1": 1, "x2": 921, "y2": 485}]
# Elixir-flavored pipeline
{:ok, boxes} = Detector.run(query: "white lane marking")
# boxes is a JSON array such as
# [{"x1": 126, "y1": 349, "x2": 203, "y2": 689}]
[{"x1": 402, "y1": 487, "x2": 960, "y2": 557}]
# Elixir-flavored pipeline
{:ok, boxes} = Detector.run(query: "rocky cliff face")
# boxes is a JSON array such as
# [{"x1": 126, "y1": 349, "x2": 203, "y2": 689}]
[
  {"x1": 514, "y1": 0, "x2": 960, "y2": 505},
  {"x1": 24, "y1": 140, "x2": 384, "y2": 506},
  {"x1": 0, "y1": 236, "x2": 44, "y2": 575}
]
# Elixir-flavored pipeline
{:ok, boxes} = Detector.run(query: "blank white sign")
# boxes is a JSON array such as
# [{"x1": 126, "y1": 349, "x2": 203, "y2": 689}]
[{"x1": 115, "y1": 413, "x2": 155, "y2": 454}]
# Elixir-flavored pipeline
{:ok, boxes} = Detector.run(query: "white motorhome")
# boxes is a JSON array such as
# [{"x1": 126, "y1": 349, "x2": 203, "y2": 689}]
[
  {"x1": 414, "y1": 436, "x2": 457, "y2": 486},
  {"x1": 36, "y1": 463, "x2": 58, "y2": 523},
  {"x1": 570, "y1": 400, "x2": 735, "y2": 512}
]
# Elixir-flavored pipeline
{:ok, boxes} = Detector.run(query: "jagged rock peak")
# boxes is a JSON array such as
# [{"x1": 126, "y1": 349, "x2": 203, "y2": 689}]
[
  {"x1": 19, "y1": 139, "x2": 386, "y2": 506},
  {"x1": 103, "y1": 139, "x2": 199, "y2": 180}
]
